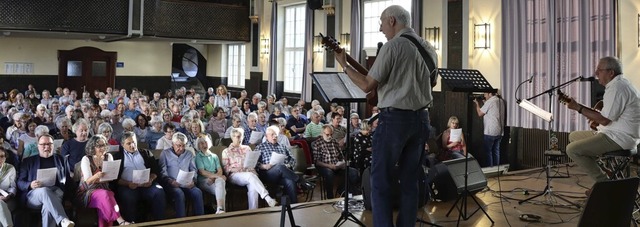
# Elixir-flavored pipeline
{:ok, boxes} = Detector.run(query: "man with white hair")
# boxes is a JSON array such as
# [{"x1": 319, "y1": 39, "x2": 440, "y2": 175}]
[
  {"x1": 335, "y1": 5, "x2": 436, "y2": 226},
  {"x1": 255, "y1": 126, "x2": 310, "y2": 204}
]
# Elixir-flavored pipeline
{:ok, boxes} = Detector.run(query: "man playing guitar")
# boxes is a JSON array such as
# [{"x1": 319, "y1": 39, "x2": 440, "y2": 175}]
[{"x1": 561, "y1": 56, "x2": 640, "y2": 196}]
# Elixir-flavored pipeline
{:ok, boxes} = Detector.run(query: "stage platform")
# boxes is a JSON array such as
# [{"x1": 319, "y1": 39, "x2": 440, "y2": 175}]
[{"x1": 131, "y1": 164, "x2": 624, "y2": 227}]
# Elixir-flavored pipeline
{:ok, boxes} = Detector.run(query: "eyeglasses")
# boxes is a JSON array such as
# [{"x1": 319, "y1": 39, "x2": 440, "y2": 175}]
[
  {"x1": 38, "y1": 143, "x2": 53, "y2": 147},
  {"x1": 96, "y1": 143, "x2": 107, "y2": 148}
]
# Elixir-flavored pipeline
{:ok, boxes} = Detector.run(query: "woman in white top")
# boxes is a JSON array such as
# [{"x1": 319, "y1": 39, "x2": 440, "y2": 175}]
[
  {"x1": 155, "y1": 123, "x2": 176, "y2": 150},
  {"x1": 0, "y1": 148, "x2": 15, "y2": 227}
]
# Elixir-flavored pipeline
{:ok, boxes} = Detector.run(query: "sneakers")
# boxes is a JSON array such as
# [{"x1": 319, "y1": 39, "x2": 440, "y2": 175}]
[
  {"x1": 265, "y1": 196, "x2": 277, "y2": 207},
  {"x1": 60, "y1": 218, "x2": 75, "y2": 227},
  {"x1": 215, "y1": 207, "x2": 226, "y2": 214}
]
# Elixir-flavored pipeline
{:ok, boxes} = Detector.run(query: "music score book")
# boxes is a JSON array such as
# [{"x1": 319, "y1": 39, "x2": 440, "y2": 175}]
[{"x1": 311, "y1": 72, "x2": 367, "y2": 103}]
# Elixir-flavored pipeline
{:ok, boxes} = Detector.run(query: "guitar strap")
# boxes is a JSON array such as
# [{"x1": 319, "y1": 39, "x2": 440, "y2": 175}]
[{"x1": 400, "y1": 34, "x2": 438, "y2": 87}]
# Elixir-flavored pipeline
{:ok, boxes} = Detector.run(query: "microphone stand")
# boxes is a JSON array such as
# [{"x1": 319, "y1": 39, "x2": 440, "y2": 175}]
[{"x1": 517, "y1": 76, "x2": 583, "y2": 208}]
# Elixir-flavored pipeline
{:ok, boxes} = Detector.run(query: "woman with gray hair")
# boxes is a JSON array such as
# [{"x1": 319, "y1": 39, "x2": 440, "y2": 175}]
[
  {"x1": 146, "y1": 116, "x2": 164, "y2": 150},
  {"x1": 52, "y1": 117, "x2": 74, "y2": 141},
  {"x1": 98, "y1": 122, "x2": 119, "y2": 145},
  {"x1": 158, "y1": 132, "x2": 204, "y2": 217},
  {"x1": 61, "y1": 118, "x2": 90, "y2": 173},
  {"x1": 194, "y1": 135, "x2": 227, "y2": 214},
  {"x1": 221, "y1": 128, "x2": 276, "y2": 209},
  {"x1": 77, "y1": 135, "x2": 132, "y2": 226}
]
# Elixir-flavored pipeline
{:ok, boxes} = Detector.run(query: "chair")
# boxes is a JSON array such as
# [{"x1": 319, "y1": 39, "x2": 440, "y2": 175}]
[
  {"x1": 597, "y1": 149, "x2": 634, "y2": 180},
  {"x1": 291, "y1": 146, "x2": 316, "y2": 202},
  {"x1": 578, "y1": 177, "x2": 639, "y2": 227},
  {"x1": 220, "y1": 138, "x2": 232, "y2": 147}
]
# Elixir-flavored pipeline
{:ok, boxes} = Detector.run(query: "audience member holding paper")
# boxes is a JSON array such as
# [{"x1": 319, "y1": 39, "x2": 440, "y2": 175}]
[
  {"x1": 158, "y1": 132, "x2": 204, "y2": 218},
  {"x1": 0, "y1": 147, "x2": 16, "y2": 227},
  {"x1": 256, "y1": 126, "x2": 310, "y2": 204},
  {"x1": 194, "y1": 135, "x2": 227, "y2": 214},
  {"x1": 312, "y1": 125, "x2": 360, "y2": 199},
  {"x1": 113, "y1": 132, "x2": 166, "y2": 222},
  {"x1": 77, "y1": 135, "x2": 132, "y2": 226},
  {"x1": 221, "y1": 128, "x2": 276, "y2": 209},
  {"x1": 438, "y1": 116, "x2": 467, "y2": 161},
  {"x1": 18, "y1": 134, "x2": 75, "y2": 227}
]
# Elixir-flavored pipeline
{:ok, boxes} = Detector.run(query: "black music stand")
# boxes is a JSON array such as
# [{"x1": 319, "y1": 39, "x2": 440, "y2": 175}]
[
  {"x1": 439, "y1": 68, "x2": 495, "y2": 226},
  {"x1": 312, "y1": 72, "x2": 366, "y2": 227}
]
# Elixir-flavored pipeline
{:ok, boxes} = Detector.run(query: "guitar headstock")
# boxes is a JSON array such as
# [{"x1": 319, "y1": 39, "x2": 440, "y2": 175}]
[
  {"x1": 557, "y1": 90, "x2": 572, "y2": 105},
  {"x1": 319, "y1": 33, "x2": 343, "y2": 54}
]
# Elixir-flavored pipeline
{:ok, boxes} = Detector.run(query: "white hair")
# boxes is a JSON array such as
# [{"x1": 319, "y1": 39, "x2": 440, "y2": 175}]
[{"x1": 382, "y1": 5, "x2": 411, "y2": 27}]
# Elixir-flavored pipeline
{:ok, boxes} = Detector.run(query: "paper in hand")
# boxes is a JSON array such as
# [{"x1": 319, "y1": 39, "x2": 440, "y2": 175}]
[
  {"x1": 100, "y1": 160, "x2": 121, "y2": 182},
  {"x1": 449, "y1": 128, "x2": 462, "y2": 143},
  {"x1": 53, "y1": 139, "x2": 64, "y2": 150},
  {"x1": 176, "y1": 169, "x2": 195, "y2": 186},
  {"x1": 249, "y1": 131, "x2": 264, "y2": 144},
  {"x1": 132, "y1": 168, "x2": 151, "y2": 184},
  {"x1": 243, "y1": 151, "x2": 261, "y2": 169},
  {"x1": 269, "y1": 152, "x2": 287, "y2": 165},
  {"x1": 36, "y1": 167, "x2": 58, "y2": 187}
]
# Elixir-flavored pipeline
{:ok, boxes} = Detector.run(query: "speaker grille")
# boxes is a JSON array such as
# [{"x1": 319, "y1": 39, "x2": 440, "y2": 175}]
[{"x1": 442, "y1": 157, "x2": 487, "y2": 194}]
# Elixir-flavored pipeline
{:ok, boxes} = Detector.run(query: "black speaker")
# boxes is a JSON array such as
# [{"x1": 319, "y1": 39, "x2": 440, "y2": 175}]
[
  {"x1": 441, "y1": 156, "x2": 487, "y2": 194},
  {"x1": 307, "y1": 0, "x2": 323, "y2": 10}
]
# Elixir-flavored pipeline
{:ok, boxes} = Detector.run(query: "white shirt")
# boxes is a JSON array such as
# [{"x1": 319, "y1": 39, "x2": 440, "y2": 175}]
[
  {"x1": 480, "y1": 96, "x2": 505, "y2": 136},
  {"x1": 597, "y1": 75, "x2": 640, "y2": 150},
  {"x1": 81, "y1": 153, "x2": 114, "y2": 182},
  {"x1": 156, "y1": 136, "x2": 173, "y2": 150}
]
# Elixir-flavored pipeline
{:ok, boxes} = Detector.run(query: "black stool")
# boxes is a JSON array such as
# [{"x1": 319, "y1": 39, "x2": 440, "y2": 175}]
[{"x1": 597, "y1": 149, "x2": 634, "y2": 180}]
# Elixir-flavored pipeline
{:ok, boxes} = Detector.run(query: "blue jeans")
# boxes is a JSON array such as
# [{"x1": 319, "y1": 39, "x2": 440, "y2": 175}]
[
  {"x1": 117, "y1": 183, "x2": 166, "y2": 221},
  {"x1": 484, "y1": 135, "x2": 502, "y2": 166},
  {"x1": 258, "y1": 164, "x2": 299, "y2": 203},
  {"x1": 317, "y1": 166, "x2": 360, "y2": 199},
  {"x1": 162, "y1": 184, "x2": 204, "y2": 218},
  {"x1": 371, "y1": 109, "x2": 429, "y2": 227}
]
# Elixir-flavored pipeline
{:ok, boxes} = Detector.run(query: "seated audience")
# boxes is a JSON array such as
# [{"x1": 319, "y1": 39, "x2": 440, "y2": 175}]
[
  {"x1": 114, "y1": 132, "x2": 166, "y2": 222},
  {"x1": 207, "y1": 107, "x2": 227, "y2": 138},
  {"x1": 351, "y1": 122, "x2": 372, "y2": 175},
  {"x1": 158, "y1": 132, "x2": 204, "y2": 217},
  {"x1": 303, "y1": 110, "x2": 323, "y2": 139},
  {"x1": 194, "y1": 135, "x2": 227, "y2": 214},
  {"x1": 155, "y1": 123, "x2": 176, "y2": 150},
  {"x1": 61, "y1": 118, "x2": 90, "y2": 173},
  {"x1": 18, "y1": 134, "x2": 74, "y2": 227},
  {"x1": 146, "y1": 116, "x2": 164, "y2": 150},
  {"x1": 77, "y1": 135, "x2": 131, "y2": 226},
  {"x1": 224, "y1": 115, "x2": 242, "y2": 139},
  {"x1": 22, "y1": 125, "x2": 51, "y2": 159},
  {"x1": 439, "y1": 116, "x2": 467, "y2": 161},
  {"x1": 0, "y1": 148, "x2": 15, "y2": 227},
  {"x1": 313, "y1": 125, "x2": 360, "y2": 199}
]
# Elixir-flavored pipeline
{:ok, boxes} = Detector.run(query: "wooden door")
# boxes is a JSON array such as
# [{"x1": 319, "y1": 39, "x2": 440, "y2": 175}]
[{"x1": 58, "y1": 47, "x2": 116, "y2": 93}]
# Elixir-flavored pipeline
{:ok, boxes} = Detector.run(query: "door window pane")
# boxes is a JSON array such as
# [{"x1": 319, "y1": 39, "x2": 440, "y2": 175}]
[
  {"x1": 92, "y1": 61, "x2": 107, "y2": 77},
  {"x1": 67, "y1": 61, "x2": 82, "y2": 77}
]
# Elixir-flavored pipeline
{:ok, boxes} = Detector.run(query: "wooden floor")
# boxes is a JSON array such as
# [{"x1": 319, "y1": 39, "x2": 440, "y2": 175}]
[{"x1": 131, "y1": 164, "x2": 633, "y2": 227}]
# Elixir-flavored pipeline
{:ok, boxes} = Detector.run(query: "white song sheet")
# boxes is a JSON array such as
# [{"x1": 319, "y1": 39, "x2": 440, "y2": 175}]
[
  {"x1": 449, "y1": 128, "x2": 462, "y2": 143},
  {"x1": 37, "y1": 168, "x2": 57, "y2": 187},
  {"x1": 243, "y1": 151, "x2": 261, "y2": 169},
  {"x1": 132, "y1": 168, "x2": 150, "y2": 184},
  {"x1": 269, "y1": 152, "x2": 286, "y2": 165},
  {"x1": 100, "y1": 160, "x2": 121, "y2": 182},
  {"x1": 249, "y1": 131, "x2": 264, "y2": 145},
  {"x1": 176, "y1": 170, "x2": 195, "y2": 186}
]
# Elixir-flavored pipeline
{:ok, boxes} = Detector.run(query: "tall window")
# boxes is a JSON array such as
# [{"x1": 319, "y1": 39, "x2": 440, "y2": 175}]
[
  {"x1": 362, "y1": 0, "x2": 412, "y2": 49},
  {"x1": 227, "y1": 44, "x2": 246, "y2": 87},
  {"x1": 283, "y1": 4, "x2": 306, "y2": 93}
]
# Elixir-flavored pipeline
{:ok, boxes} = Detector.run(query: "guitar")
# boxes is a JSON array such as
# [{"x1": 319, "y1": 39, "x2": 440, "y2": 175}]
[
  {"x1": 319, "y1": 33, "x2": 378, "y2": 106},
  {"x1": 557, "y1": 90, "x2": 603, "y2": 130}
]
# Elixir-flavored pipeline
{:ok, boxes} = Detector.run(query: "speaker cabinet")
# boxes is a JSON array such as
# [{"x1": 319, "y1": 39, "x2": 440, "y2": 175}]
[{"x1": 441, "y1": 157, "x2": 487, "y2": 193}]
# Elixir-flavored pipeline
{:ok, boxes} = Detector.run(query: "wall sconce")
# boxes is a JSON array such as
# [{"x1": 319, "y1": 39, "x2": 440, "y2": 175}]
[
  {"x1": 261, "y1": 38, "x2": 269, "y2": 55},
  {"x1": 323, "y1": 0, "x2": 335, "y2": 15},
  {"x1": 474, "y1": 23, "x2": 491, "y2": 49},
  {"x1": 314, "y1": 35, "x2": 323, "y2": 53},
  {"x1": 424, "y1": 26, "x2": 440, "y2": 50},
  {"x1": 340, "y1": 33, "x2": 350, "y2": 52}
]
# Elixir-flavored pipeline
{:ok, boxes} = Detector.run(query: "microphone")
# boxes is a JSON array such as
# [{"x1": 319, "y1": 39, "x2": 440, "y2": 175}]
[
  {"x1": 528, "y1": 74, "x2": 535, "y2": 83},
  {"x1": 376, "y1": 42, "x2": 383, "y2": 55},
  {"x1": 580, "y1": 77, "x2": 596, "y2": 82}
]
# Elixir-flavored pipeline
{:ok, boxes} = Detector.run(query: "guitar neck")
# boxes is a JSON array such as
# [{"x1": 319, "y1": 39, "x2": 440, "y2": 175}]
[{"x1": 346, "y1": 54, "x2": 369, "y2": 75}]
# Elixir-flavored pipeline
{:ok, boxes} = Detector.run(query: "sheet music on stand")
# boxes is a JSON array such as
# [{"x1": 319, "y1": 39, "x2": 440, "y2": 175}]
[
  {"x1": 311, "y1": 72, "x2": 367, "y2": 103},
  {"x1": 438, "y1": 68, "x2": 497, "y2": 93}
]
